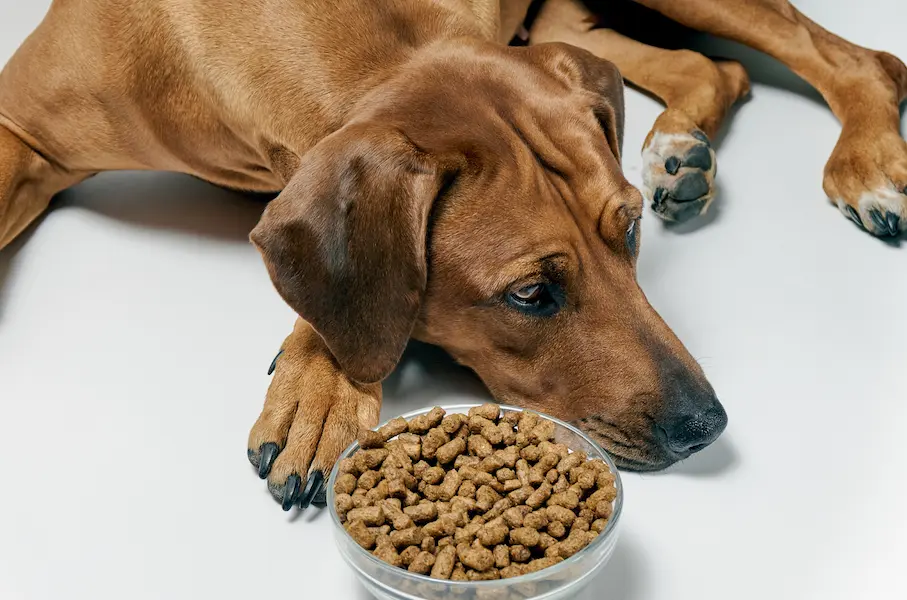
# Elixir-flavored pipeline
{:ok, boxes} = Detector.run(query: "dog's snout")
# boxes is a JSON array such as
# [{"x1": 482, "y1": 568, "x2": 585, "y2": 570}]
[{"x1": 659, "y1": 396, "x2": 727, "y2": 456}]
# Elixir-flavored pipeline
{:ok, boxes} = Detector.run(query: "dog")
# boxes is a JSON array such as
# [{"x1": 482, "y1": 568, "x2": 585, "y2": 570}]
[{"x1": 0, "y1": 0, "x2": 902, "y2": 511}]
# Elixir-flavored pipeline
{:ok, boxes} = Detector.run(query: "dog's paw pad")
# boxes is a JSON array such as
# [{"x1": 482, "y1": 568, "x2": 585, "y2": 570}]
[{"x1": 643, "y1": 131, "x2": 717, "y2": 223}]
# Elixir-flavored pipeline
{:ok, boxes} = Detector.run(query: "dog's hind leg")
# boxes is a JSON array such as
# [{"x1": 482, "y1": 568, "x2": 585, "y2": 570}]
[
  {"x1": 0, "y1": 124, "x2": 93, "y2": 251},
  {"x1": 630, "y1": 0, "x2": 907, "y2": 237},
  {"x1": 529, "y1": 0, "x2": 750, "y2": 222}
]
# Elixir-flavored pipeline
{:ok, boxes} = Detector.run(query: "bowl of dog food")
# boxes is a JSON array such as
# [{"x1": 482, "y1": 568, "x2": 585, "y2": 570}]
[{"x1": 327, "y1": 403, "x2": 623, "y2": 600}]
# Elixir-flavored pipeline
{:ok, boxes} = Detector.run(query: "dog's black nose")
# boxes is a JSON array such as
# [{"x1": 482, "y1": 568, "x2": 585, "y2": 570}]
[{"x1": 659, "y1": 399, "x2": 728, "y2": 455}]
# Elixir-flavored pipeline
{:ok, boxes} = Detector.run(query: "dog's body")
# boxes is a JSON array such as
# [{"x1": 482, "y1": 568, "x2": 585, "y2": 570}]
[{"x1": 0, "y1": 0, "x2": 904, "y2": 509}]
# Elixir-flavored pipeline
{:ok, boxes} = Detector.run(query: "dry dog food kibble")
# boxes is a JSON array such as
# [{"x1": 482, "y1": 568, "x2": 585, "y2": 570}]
[{"x1": 336, "y1": 405, "x2": 617, "y2": 582}]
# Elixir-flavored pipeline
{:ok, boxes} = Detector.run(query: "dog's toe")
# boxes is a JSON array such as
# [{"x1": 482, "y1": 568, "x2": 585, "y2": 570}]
[
  {"x1": 834, "y1": 186, "x2": 907, "y2": 238},
  {"x1": 643, "y1": 130, "x2": 717, "y2": 223}
]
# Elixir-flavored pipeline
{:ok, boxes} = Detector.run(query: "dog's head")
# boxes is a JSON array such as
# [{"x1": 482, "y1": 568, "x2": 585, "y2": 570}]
[{"x1": 251, "y1": 41, "x2": 726, "y2": 470}]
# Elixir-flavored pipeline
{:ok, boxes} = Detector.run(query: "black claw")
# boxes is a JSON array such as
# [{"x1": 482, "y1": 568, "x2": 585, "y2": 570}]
[
  {"x1": 664, "y1": 156, "x2": 681, "y2": 175},
  {"x1": 868, "y1": 208, "x2": 888, "y2": 234},
  {"x1": 312, "y1": 486, "x2": 327, "y2": 507},
  {"x1": 683, "y1": 145, "x2": 713, "y2": 171},
  {"x1": 298, "y1": 470, "x2": 325, "y2": 510},
  {"x1": 845, "y1": 205, "x2": 863, "y2": 227},
  {"x1": 671, "y1": 172, "x2": 710, "y2": 202},
  {"x1": 885, "y1": 212, "x2": 901, "y2": 237},
  {"x1": 653, "y1": 187, "x2": 668, "y2": 208},
  {"x1": 268, "y1": 350, "x2": 284, "y2": 375},
  {"x1": 691, "y1": 130, "x2": 711, "y2": 146},
  {"x1": 282, "y1": 474, "x2": 302, "y2": 511},
  {"x1": 258, "y1": 442, "x2": 279, "y2": 479}
]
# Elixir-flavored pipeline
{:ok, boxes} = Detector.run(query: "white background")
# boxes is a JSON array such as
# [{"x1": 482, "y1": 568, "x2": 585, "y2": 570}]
[{"x1": 1, "y1": 1, "x2": 905, "y2": 599}]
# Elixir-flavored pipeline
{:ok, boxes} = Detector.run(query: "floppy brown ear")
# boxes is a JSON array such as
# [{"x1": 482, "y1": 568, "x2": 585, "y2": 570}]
[
  {"x1": 532, "y1": 42, "x2": 626, "y2": 164},
  {"x1": 250, "y1": 123, "x2": 456, "y2": 384}
]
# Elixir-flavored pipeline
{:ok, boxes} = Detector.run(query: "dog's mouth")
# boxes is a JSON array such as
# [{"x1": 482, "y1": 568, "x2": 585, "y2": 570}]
[{"x1": 572, "y1": 416, "x2": 680, "y2": 472}]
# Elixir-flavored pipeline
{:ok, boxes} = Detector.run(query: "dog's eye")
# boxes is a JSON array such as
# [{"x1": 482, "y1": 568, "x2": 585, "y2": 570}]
[
  {"x1": 506, "y1": 283, "x2": 562, "y2": 317},
  {"x1": 626, "y1": 218, "x2": 640, "y2": 257}
]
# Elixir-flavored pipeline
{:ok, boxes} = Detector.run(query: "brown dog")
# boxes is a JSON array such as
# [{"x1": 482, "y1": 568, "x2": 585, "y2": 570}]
[{"x1": 0, "y1": 0, "x2": 901, "y2": 511}]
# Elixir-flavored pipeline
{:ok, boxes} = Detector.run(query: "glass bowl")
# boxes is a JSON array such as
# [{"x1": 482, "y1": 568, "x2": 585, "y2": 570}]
[{"x1": 327, "y1": 403, "x2": 624, "y2": 600}]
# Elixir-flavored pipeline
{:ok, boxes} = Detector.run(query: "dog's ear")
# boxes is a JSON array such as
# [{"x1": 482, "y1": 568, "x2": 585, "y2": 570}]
[
  {"x1": 531, "y1": 43, "x2": 626, "y2": 164},
  {"x1": 250, "y1": 123, "x2": 457, "y2": 384}
]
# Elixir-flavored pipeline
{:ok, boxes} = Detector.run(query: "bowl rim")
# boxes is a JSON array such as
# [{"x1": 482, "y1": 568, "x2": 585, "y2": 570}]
[{"x1": 326, "y1": 402, "x2": 624, "y2": 589}]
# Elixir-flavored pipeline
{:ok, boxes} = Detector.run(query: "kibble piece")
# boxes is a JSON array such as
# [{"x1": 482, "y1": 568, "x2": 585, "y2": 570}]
[
  {"x1": 421, "y1": 536, "x2": 436, "y2": 554},
  {"x1": 469, "y1": 403, "x2": 501, "y2": 421},
  {"x1": 397, "y1": 433, "x2": 423, "y2": 461},
  {"x1": 451, "y1": 565, "x2": 468, "y2": 581},
  {"x1": 476, "y1": 521, "x2": 509, "y2": 546},
  {"x1": 438, "y1": 535, "x2": 454, "y2": 549},
  {"x1": 484, "y1": 497, "x2": 513, "y2": 521},
  {"x1": 500, "y1": 565, "x2": 525, "y2": 579},
  {"x1": 595, "y1": 499, "x2": 613, "y2": 520},
  {"x1": 400, "y1": 545, "x2": 421, "y2": 566},
  {"x1": 457, "y1": 543, "x2": 495, "y2": 572},
  {"x1": 438, "y1": 469, "x2": 462, "y2": 501},
  {"x1": 390, "y1": 526, "x2": 425, "y2": 549},
  {"x1": 546, "y1": 530, "x2": 592, "y2": 559},
  {"x1": 497, "y1": 422, "x2": 516, "y2": 446},
  {"x1": 523, "y1": 510, "x2": 549, "y2": 530},
  {"x1": 404, "y1": 502, "x2": 437, "y2": 523},
  {"x1": 454, "y1": 522, "x2": 482, "y2": 545},
  {"x1": 347, "y1": 506, "x2": 385, "y2": 527},
  {"x1": 381, "y1": 500, "x2": 414, "y2": 530},
  {"x1": 334, "y1": 473, "x2": 358, "y2": 495},
  {"x1": 357, "y1": 448, "x2": 389, "y2": 471},
  {"x1": 365, "y1": 480, "x2": 389, "y2": 503},
  {"x1": 507, "y1": 485, "x2": 533, "y2": 504},
  {"x1": 538, "y1": 441, "x2": 569, "y2": 459},
  {"x1": 537, "y1": 532, "x2": 557, "y2": 551},
  {"x1": 503, "y1": 479, "x2": 522, "y2": 492},
  {"x1": 556, "y1": 452, "x2": 583, "y2": 473},
  {"x1": 547, "y1": 489, "x2": 580, "y2": 510},
  {"x1": 468, "y1": 435, "x2": 494, "y2": 458},
  {"x1": 422, "y1": 428, "x2": 450, "y2": 459},
  {"x1": 335, "y1": 493, "x2": 354, "y2": 519},
  {"x1": 591, "y1": 518, "x2": 609, "y2": 533},
  {"x1": 435, "y1": 437, "x2": 467, "y2": 465},
  {"x1": 347, "y1": 520, "x2": 376, "y2": 550},
  {"x1": 467, "y1": 569, "x2": 500, "y2": 581},
  {"x1": 430, "y1": 545, "x2": 457, "y2": 579},
  {"x1": 571, "y1": 517, "x2": 591, "y2": 533},
  {"x1": 408, "y1": 407, "x2": 446, "y2": 434},
  {"x1": 525, "y1": 481, "x2": 552, "y2": 509},
  {"x1": 351, "y1": 488, "x2": 369, "y2": 509},
  {"x1": 502, "y1": 411, "x2": 520, "y2": 426},
  {"x1": 457, "y1": 480, "x2": 477, "y2": 498},
  {"x1": 421, "y1": 465, "x2": 445, "y2": 485},
  {"x1": 357, "y1": 469, "x2": 382, "y2": 491},
  {"x1": 575, "y1": 470, "x2": 596, "y2": 491},
  {"x1": 525, "y1": 556, "x2": 562, "y2": 573},
  {"x1": 493, "y1": 545, "x2": 511, "y2": 568},
  {"x1": 338, "y1": 457, "x2": 361, "y2": 476},
  {"x1": 454, "y1": 455, "x2": 480, "y2": 469},
  {"x1": 495, "y1": 446, "x2": 519, "y2": 468},
  {"x1": 374, "y1": 542, "x2": 403, "y2": 567},
  {"x1": 546, "y1": 468, "x2": 559, "y2": 484},
  {"x1": 515, "y1": 459, "x2": 531, "y2": 487},
  {"x1": 475, "y1": 485, "x2": 502, "y2": 512},
  {"x1": 478, "y1": 454, "x2": 506, "y2": 473},
  {"x1": 510, "y1": 544, "x2": 531, "y2": 563},
  {"x1": 502, "y1": 505, "x2": 532, "y2": 528},
  {"x1": 412, "y1": 459, "x2": 430, "y2": 479},
  {"x1": 423, "y1": 516, "x2": 457, "y2": 538},
  {"x1": 440, "y1": 413, "x2": 467, "y2": 434},
  {"x1": 450, "y1": 496, "x2": 477, "y2": 515},
  {"x1": 520, "y1": 444, "x2": 541, "y2": 462},
  {"x1": 509, "y1": 527, "x2": 540, "y2": 547},
  {"x1": 553, "y1": 474, "x2": 569, "y2": 494},
  {"x1": 547, "y1": 520, "x2": 567, "y2": 538},
  {"x1": 408, "y1": 551, "x2": 436, "y2": 574},
  {"x1": 518, "y1": 411, "x2": 540, "y2": 434}
]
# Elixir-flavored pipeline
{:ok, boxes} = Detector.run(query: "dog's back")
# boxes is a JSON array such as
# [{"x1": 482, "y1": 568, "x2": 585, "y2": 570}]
[{"x1": 0, "y1": 0, "x2": 487, "y2": 190}]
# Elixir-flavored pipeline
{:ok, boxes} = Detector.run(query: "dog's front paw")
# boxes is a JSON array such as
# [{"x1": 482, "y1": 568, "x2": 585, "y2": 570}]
[
  {"x1": 825, "y1": 130, "x2": 907, "y2": 238},
  {"x1": 247, "y1": 322, "x2": 381, "y2": 510},
  {"x1": 642, "y1": 110, "x2": 717, "y2": 224}
]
